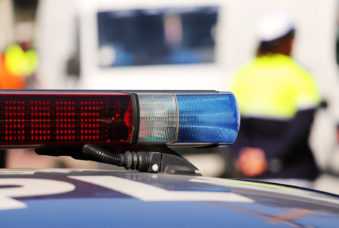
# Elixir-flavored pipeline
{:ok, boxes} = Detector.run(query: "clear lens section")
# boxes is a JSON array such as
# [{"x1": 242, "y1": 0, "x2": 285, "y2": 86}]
[
  {"x1": 176, "y1": 93, "x2": 239, "y2": 144},
  {"x1": 137, "y1": 94, "x2": 177, "y2": 143}
]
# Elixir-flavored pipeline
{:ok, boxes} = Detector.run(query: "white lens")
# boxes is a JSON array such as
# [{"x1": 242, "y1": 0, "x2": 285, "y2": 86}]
[{"x1": 137, "y1": 94, "x2": 178, "y2": 143}]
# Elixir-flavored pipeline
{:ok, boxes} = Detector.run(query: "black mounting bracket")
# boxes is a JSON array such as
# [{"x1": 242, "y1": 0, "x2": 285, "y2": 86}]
[{"x1": 35, "y1": 144, "x2": 200, "y2": 176}]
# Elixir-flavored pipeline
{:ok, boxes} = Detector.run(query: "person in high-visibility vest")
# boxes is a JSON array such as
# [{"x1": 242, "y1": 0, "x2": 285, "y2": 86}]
[
  {"x1": 230, "y1": 13, "x2": 321, "y2": 181},
  {"x1": 0, "y1": 42, "x2": 38, "y2": 167},
  {"x1": 0, "y1": 43, "x2": 38, "y2": 89}
]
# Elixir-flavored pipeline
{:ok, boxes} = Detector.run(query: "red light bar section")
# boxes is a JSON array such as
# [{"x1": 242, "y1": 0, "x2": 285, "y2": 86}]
[{"x1": 0, "y1": 92, "x2": 133, "y2": 148}]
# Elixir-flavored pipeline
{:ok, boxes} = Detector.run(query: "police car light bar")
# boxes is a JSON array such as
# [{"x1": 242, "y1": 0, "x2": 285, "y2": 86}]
[{"x1": 0, "y1": 91, "x2": 239, "y2": 148}]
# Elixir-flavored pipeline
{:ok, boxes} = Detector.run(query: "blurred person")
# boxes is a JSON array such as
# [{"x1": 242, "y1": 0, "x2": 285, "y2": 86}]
[
  {"x1": 0, "y1": 22, "x2": 38, "y2": 90},
  {"x1": 0, "y1": 42, "x2": 38, "y2": 168},
  {"x1": 4, "y1": 42, "x2": 37, "y2": 82},
  {"x1": 229, "y1": 13, "x2": 321, "y2": 182},
  {"x1": 0, "y1": 43, "x2": 33, "y2": 89},
  {"x1": 0, "y1": 23, "x2": 38, "y2": 168},
  {"x1": 164, "y1": 14, "x2": 204, "y2": 64}
]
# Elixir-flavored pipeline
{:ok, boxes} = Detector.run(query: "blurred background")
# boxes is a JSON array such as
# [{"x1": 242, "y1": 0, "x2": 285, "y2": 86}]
[{"x1": 0, "y1": 0, "x2": 339, "y2": 194}]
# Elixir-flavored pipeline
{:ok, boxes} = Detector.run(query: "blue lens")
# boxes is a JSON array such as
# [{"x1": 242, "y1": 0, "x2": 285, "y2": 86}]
[{"x1": 176, "y1": 93, "x2": 239, "y2": 144}]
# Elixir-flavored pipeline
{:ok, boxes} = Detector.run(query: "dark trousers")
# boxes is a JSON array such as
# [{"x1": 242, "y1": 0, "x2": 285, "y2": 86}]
[{"x1": 0, "y1": 150, "x2": 6, "y2": 168}]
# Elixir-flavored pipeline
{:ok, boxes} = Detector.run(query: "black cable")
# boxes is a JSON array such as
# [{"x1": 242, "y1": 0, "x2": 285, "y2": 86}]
[
  {"x1": 82, "y1": 144, "x2": 159, "y2": 172},
  {"x1": 83, "y1": 144, "x2": 123, "y2": 165}
]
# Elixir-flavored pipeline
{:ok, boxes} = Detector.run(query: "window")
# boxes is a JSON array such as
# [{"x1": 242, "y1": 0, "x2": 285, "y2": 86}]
[{"x1": 97, "y1": 6, "x2": 218, "y2": 68}]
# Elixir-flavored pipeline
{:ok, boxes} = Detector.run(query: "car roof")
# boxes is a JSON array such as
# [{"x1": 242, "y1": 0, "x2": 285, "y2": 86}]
[{"x1": 1, "y1": 169, "x2": 339, "y2": 227}]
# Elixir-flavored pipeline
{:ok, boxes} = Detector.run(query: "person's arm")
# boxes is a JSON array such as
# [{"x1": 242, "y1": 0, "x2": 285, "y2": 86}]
[
  {"x1": 265, "y1": 108, "x2": 317, "y2": 160},
  {"x1": 236, "y1": 108, "x2": 317, "y2": 177}
]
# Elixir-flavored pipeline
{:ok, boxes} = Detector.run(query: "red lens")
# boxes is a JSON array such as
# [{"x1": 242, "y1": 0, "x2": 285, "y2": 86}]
[{"x1": 0, "y1": 91, "x2": 133, "y2": 148}]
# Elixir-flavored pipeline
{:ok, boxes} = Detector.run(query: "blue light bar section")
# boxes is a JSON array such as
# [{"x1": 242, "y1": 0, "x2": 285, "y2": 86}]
[{"x1": 176, "y1": 93, "x2": 239, "y2": 144}]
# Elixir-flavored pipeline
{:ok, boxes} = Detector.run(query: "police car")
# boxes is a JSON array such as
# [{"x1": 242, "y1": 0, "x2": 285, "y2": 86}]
[{"x1": 0, "y1": 90, "x2": 339, "y2": 227}]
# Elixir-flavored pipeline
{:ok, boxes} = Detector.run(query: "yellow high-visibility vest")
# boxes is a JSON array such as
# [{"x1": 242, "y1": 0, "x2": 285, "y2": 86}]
[
  {"x1": 230, "y1": 54, "x2": 320, "y2": 119},
  {"x1": 5, "y1": 44, "x2": 38, "y2": 76}
]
